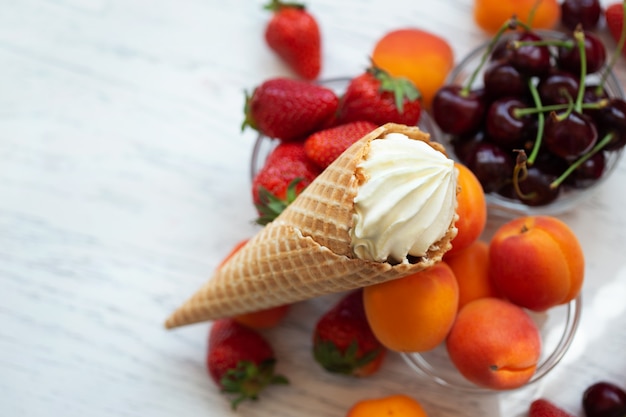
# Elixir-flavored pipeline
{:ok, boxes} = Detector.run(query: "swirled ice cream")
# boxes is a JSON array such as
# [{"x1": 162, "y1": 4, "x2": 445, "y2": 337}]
[{"x1": 350, "y1": 133, "x2": 457, "y2": 263}]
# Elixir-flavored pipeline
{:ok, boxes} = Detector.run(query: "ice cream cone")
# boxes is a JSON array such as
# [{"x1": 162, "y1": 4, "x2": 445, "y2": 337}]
[{"x1": 165, "y1": 123, "x2": 458, "y2": 329}]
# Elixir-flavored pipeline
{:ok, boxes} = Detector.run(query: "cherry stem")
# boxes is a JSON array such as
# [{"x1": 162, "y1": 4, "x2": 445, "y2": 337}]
[
  {"x1": 526, "y1": 79, "x2": 545, "y2": 165},
  {"x1": 462, "y1": 18, "x2": 520, "y2": 95},
  {"x1": 598, "y1": 0, "x2": 626, "y2": 93},
  {"x1": 512, "y1": 150, "x2": 537, "y2": 200},
  {"x1": 513, "y1": 99, "x2": 608, "y2": 117},
  {"x1": 512, "y1": 39, "x2": 574, "y2": 49},
  {"x1": 550, "y1": 132, "x2": 615, "y2": 189},
  {"x1": 573, "y1": 28, "x2": 587, "y2": 114}
]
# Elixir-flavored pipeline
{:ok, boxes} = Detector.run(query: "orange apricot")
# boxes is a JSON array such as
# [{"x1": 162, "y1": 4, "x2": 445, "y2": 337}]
[
  {"x1": 444, "y1": 240, "x2": 500, "y2": 310},
  {"x1": 445, "y1": 163, "x2": 487, "y2": 257},
  {"x1": 363, "y1": 262, "x2": 458, "y2": 352},
  {"x1": 446, "y1": 297, "x2": 541, "y2": 390},
  {"x1": 473, "y1": 0, "x2": 560, "y2": 34},
  {"x1": 372, "y1": 28, "x2": 454, "y2": 109},
  {"x1": 488, "y1": 215, "x2": 584, "y2": 312},
  {"x1": 347, "y1": 394, "x2": 428, "y2": 417}
]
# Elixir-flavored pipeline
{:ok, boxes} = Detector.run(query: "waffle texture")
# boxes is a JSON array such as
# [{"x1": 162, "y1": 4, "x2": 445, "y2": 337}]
[{"x1": 165, "y1": 123, "x2": 457, "y2": 329}]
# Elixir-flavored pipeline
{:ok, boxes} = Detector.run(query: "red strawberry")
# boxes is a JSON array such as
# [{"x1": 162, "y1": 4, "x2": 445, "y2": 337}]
[
  {"x1": 243, "y1": 77, "x2": 339, "y2": 142},
  {"x1": 304, "y1": 121, "x2": 378, "y2": 169},
  {"x1": 606, "y1": 3, "x2": 626, "y2": 57},
  {"x1": 264, "y1": 0, "x2": 321, "y2": 80},
  {"x1": 313, "y1": 289, "x2": 386, "y2": 377},
  {"x1": 252, "y1": 141, "x2": 321, "y2": 224},
  {"x1": 337, "y1": 66, "x2": 422, "y2": 126},
  {"x1": 529, "y1": 399, "x2": 575, "y2": 417},
  {"x1": 206, "y1": 319, "x2": 288, "y2": 409}
]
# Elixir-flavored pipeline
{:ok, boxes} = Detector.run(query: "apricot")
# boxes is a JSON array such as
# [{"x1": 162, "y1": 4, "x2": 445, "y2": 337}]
[
  {"x1": 363, "y1": 262, "x2": 458, "y2": 352},
  {"x1": 347, "y1": 394, "x2": 428, "y2": 417},
  {"x1": 372, "y1": 28, "x2": 454, "y2": 109},
  {"x1": 489, "y1": 215, "x2": 584, "y2": 312},
  {"x1": 444, "y1": 240, "x2": 500, "y2": 310},
  {"x1": 473, "y1": 0, "x2": 560, "y2": 34},
  {"x1": 446, "y1": 297, "x2": 541, "y2": 390},
  {"x1": 445, "y1": 163, "x2": 487, "y2": 257}
]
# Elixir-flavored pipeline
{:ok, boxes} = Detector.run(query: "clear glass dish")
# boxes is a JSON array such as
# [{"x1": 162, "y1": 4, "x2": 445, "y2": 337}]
[
  {"x1": 438, "y1": 30, "x2": 625, "y2": 217},
  {"x1": 250, "y1": 77, "x2": 444, "y2": 180},
  {"x1": 402, "y1": 295, "x2": 582, "y2": 393}
]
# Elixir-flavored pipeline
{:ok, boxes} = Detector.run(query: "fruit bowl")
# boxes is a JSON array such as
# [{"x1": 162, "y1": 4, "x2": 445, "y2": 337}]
[
  {"x1": 402, "y1": 295, "x2": 582, "y2": 393},
  {"x1": 249, "y1": 77, "x2": 444, "y2": 180},
  {"x1": 433, "y1": 29, "x2": 625, "y2": 217}
]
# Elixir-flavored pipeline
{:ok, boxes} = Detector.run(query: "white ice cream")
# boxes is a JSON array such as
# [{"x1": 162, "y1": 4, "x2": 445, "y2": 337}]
[{"x1": 350, "y1": 133, "x2": 457, "y2": 263}]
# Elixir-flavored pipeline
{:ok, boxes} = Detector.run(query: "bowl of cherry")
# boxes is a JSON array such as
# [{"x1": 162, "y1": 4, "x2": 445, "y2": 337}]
[{"x1": 432, "y1": 28, "x2": 626, "y2": 217}]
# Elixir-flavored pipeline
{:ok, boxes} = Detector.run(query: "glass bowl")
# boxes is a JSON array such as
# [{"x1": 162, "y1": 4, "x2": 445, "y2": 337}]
[
  {"x1": 402, "y1": 295, "x2": 582, "y2": 393},
  {"x1": 437, "y1": 30, "x2": 625, "y2": 217},
  {"x1": 250, "y1": 77, "x2": 444, "y2": 180}
]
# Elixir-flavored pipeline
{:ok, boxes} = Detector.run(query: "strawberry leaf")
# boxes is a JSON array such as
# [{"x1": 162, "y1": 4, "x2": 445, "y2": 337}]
[
  {"x1": 220, "y1": 359, "x2": 289, "y2": 410},
  {"x1": 254, "y1": 178, "x2": 304, "y2": 225},
  {"x1": 313, "y1": 337, "x2": 381, "y2": 376},
  {"x1": 369, "y1": 66, "x2": 421, "y2": 113}
]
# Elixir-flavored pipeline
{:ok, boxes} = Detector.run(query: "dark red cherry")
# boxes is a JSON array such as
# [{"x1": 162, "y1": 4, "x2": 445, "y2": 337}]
[
  {"x1": 511, "y1": 32, "x2": 552, "y2": 76},
  {"x1": 595, "y1": 98, "x2": 626, "y2": 151},
  {"x1": 451, "y1": 130, "x2": 487, "y2": 165},
  {"x1": 432, "y1": 85, "x2": 486, "y2": 136},
  {"x1": 544, "y1": 111, "x2": 598, "y2": 160},
  {"x1": 485, "y1": 97, "x2": 533, "y2": 148},
  {"x1": 498, "y1": 164, "x2": 561, "y2": 206},
  {"x1": 465, "y1": 142, "x2": 514, "y2": 193},
  {"x1": 483, "y1": 60, "x2": 528, "y2": 99},
  {"x1": 582, "y1": 381, "x2": 626, "y2": 417},
  {"x1": 538, "y1": 70, "x2": 580, "y2": 105},
  {"x1": 571, "y1": 151, "x2": 606, "y2": 188},
  {"x1": 558, "y1": 31, "x2": 607, "y2": 75},
  {"x1": 561, "y1": 0, "x2": 602, "y2": 31}
]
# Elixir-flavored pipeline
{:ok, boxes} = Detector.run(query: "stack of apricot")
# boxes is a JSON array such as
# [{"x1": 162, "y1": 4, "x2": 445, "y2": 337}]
[{"x1": 363, "y1": 163, "x2": 585, "y2": 390}]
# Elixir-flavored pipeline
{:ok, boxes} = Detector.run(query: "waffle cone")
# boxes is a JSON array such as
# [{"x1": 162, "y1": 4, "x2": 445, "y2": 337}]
[{"x1": 165, "y1": 123, "x2": 458, "y2": 329}]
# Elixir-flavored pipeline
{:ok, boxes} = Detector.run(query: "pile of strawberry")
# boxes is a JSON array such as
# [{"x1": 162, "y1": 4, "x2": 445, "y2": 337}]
[{"x1": 245, "y1": 70, "x2": 422, "y2": 224}]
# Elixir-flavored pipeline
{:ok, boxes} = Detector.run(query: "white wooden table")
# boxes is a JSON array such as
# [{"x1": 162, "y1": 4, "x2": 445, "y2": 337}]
[{"x1": 1, "y1": 1, "x2": 625, "y2": 416}]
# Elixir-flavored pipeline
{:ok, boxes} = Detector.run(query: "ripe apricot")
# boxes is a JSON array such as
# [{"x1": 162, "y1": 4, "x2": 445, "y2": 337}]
[
  {"x1": 445, "y1": 163, "x2": 487, "y2": 257},
  {"x1": 489, "y1": 215, "x2": 584, "y2": 312},
  {"x1": 372, "y1": 28, "x2": 454, "y2": 109},
  {"x1": 446, "y1": 297, "x2": 541, "y2": 390},
  {"x1": 347, "y1": 394, "x2": 428, "y2": 417},
  {"x1": 444, "y1": 240, "x2": 500, "y2": 310},
  {"x1": 363, "y1": 262, "x2": 458, "y2": 352},
  {"x1": 218, "y1": 239, "x2": 290, "y2": 328},
  {"x1": 473, "y1": 0, "x2": 560, "y2": 34}
]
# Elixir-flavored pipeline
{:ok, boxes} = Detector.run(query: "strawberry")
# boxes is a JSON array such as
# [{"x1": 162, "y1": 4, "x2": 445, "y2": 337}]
[
  {"x1": 337, "y1": 66, "x2": 422, "y2": 126},
  {"x1": 252, "y1": 141, "x2": 321, "y2": 224},
  {"x1": 606, "y1": 2, "x2": 626, "y2": 57},
  {"x1": 529, "y1": 399, "x2": 575, "y2": 417},
  {"x1": 264, "y1": 0, "x2": 321, "y2": 80},
  {"x1": 312, "y1": 289, "x2": 386, "y2": 377},
  {"x1": 206, "y1": 318, "x2": 288, "y2": 409},
  {"x1": 304, "y1": 121, "x2": 378, "y2": 169},
  {"x1": 243, "y1": 77, "x2": 339, "y2": 142}
]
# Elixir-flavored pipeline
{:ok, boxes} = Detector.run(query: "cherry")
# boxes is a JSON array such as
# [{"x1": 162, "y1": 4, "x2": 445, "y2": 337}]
[
  {"x1": 432, "y1": 85, "x2": 486, "y2": 136},
  {"x1": 483, "y1": 60, "x2": 528, "y2": 99},
  {"x1": 464, "y1": 142, "x2": 514, "y2": 193},
  {"x1": 561, "y1": 0, "x2": 602, "y2": 31},
  {"x1": 499, "y1": 164, "x2": 561, "y2": 206},
  {"x1": 485, "y1": 97, "x2": 533, "y2": 148},
  {"x1": 511, "y1": 32, "x2": 552, "y2": 76},
  {"x1": 594, "y1": 98, "x2": 626, "y2": 151},
  {"x1": 544, "y1": 111, "x2": 598, "y2": 160},
  {"x1": 451, "y1": 130, "x2": 487, "y2": 164},
  {"x1": 558, "y1": 31, "x2": 607, "y2": 75},
  {"x1": 582, "y1": 381, "x2": 626, "y2": 417},
  {"x1": 570, "y1": 151, "x2": 606, "y2": 188},
  {"x1": 538, "y1": 70, "x2": 580, "y2": 105}
]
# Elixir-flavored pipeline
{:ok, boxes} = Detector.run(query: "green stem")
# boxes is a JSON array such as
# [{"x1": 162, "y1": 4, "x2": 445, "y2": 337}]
[
  {"x1": 527, "y1": 79, "x2": 545, "y2": 165},
  {"x1": 513, "y1": 100, "x2": 607, "y2": 117},
  {"x1": 574, "y1": 28, "x2": 587, "y2": 113},
  {"x1": 550, "y1": 132, "x2": 615, "y2": 188}
]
